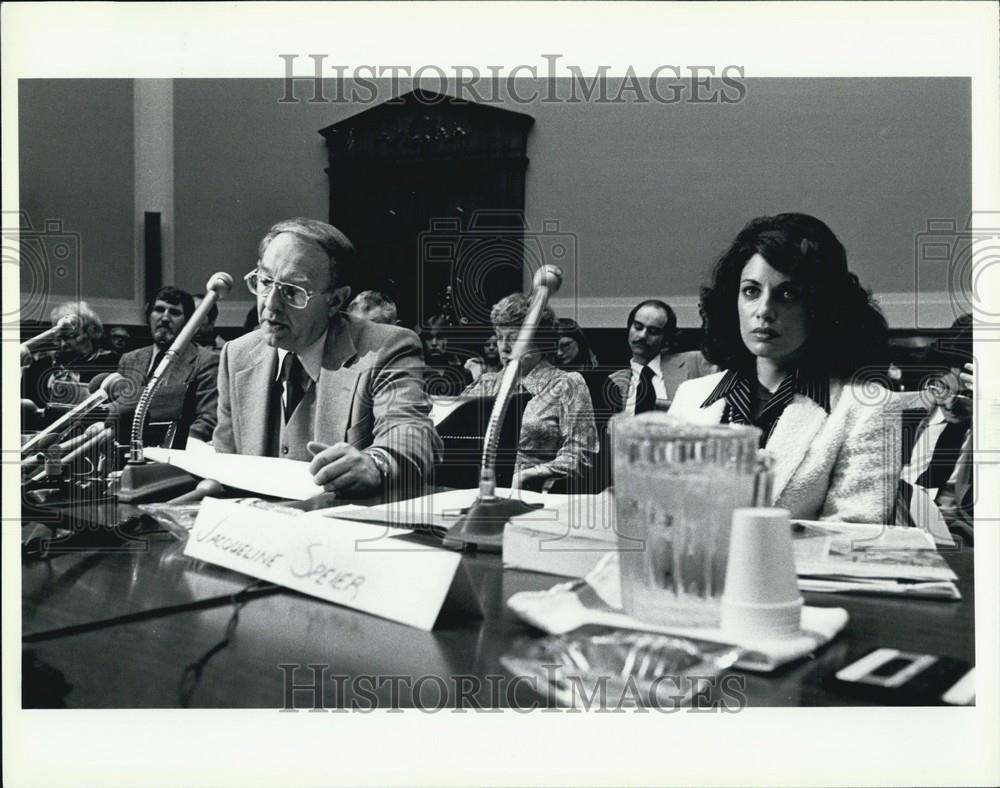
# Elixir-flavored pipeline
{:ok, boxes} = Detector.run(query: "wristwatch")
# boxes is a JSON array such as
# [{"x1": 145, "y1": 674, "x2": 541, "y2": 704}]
[{"x1": 365, "y1": 448, "x2": 392, "y2": 486}]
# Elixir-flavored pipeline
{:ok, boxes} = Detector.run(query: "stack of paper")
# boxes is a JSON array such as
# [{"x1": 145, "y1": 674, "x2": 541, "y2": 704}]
[
  {"x1": 319, "y1": 487, "x2": 568, "y2": 534},
  {"x1": 791, "y1": 520, "x2": 961, "y2": 599},
  {"x1": 501, "y1": 494, "x2": 961, "y2": 600},
  {"x1": 502, "y1": 491, "x2": 617, "y2": 577}
]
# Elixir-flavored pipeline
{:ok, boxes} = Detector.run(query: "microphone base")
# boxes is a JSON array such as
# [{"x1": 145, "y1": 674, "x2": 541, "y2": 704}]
[
  {"x1": 116, "y1": 460, "x2": 198, "y2": 503},
  {"x1": 442, "y1": 496, "x2": 544, "y2": 553}
]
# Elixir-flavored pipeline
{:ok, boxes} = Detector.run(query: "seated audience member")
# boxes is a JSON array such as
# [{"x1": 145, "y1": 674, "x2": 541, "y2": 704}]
[
  {"x1": 193, "y1": 294, "x2": 226, "y2": 352},
  {"x1": 21, "y1": 301, "x2": 118, "y2": 406},
  {"x1": 106, "y1": 325, "x2": 131, "y2": 358},
  {"x1": 554, "y1": 318, "x2": 599, "y2": 371},
  {"x1": 421, "y1": 314, "x2": 472, "y2": 396},
  {"x1": 346, "y1": 290, "x2": 399, "y2": 325},
  {"x1": 608, "y1": 299, "x2": 716, "y2": 414},
  {"x1": 117, "y1": 286, "x2": 219, "y2": 442},
  {"x1": 464, "y1": 333, "x2": 503, "y2": 381},
  {"x1": 214, "y1": 217, "x2": 440, "y2": 496},
  {"x1": 670, "y1": 213, "x2": 897, "y2": 523},
  {"x1": 897, "y1": 313, "x2": 974, "y2": 539},
  {"x1": 461, "y1": 294, "x2": 598, "y2": 490}
]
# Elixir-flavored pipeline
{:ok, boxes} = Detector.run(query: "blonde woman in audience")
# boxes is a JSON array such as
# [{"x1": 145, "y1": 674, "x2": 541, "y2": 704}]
[
  {"x1": 462, "y1": 294, "x2": 598, "y2": 491},
  {"x1": 21, "y1": 300, "x2": 118, "y2": 406}
]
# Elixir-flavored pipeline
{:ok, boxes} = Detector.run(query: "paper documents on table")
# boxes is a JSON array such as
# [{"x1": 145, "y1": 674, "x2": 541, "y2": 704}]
[
  {"x1": 143, "y1": 447, "x2": 323, "y2": 500},
  {"x1": 791, "y1": 520, "x2": 960, "y2": 599},
  {"x1": 316, "y1": 487, "x2": 570, "y2": 533},
  {"x1": 499, "y1": 492, "x2": 961, "y2": 600},
  {"x1": 503, "y1": 490, "x2": 617, "y2": 578}
]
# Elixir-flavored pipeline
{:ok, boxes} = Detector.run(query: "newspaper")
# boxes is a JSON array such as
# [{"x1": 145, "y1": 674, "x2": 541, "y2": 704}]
[{"x1": 791, "y1": 520, "x2": 961, "y2": 599}]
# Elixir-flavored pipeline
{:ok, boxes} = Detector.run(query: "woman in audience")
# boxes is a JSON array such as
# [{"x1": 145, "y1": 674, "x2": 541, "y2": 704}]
[
  {"x1": 670, "y1": 213, "x2": 897, "y2": 522},
  {"x1": 462, "y1": 294, "x2": 598, "y2": 490},
  {"x1": 554, "y1": 318, "x2": 599, "y2": 371},
  {"x1": 21, "y1": 300, "x2": 118, "y2": 406},
  {"x1": 464, "y1": 333, "x2": 503, "y2": 381}
]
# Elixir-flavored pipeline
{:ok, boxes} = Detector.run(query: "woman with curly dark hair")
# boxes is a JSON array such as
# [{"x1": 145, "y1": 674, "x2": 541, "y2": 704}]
[{"x1": 670, "y1": 213, "x2": 899, "y2": 522}]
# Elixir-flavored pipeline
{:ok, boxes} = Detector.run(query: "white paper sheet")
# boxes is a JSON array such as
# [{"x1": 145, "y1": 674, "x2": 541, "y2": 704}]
[
  {"x1": 143, "y1": 446, "x2": 323, "y2": 500},
  {"x1": 317, "y1": 487, "x2": 569, "y2": 531}
]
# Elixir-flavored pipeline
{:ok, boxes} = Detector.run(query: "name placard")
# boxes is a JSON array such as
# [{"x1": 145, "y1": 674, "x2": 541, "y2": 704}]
[{"x1": 184, "y1": 498, "x2": 478, "y2": 630}]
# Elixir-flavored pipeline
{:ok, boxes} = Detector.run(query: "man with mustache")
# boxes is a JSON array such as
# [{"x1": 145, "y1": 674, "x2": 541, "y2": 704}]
[
  {"x1": 116, "y1": 286, "x2": 220, "y2": 442},
  {"x1": 607, "y1": 299, "x2": 716, "y2": 415},
  {"x1": 214, "y1": 217, "x2": 440, "y2": 497}
]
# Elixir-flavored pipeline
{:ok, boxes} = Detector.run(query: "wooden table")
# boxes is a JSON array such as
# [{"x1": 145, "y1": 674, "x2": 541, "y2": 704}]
[{"x1": 22, "y1": 497, "x2": 975, "y2": 708}]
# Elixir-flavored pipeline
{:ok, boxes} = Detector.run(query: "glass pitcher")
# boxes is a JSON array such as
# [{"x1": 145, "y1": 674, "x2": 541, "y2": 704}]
[{"x1": 612, "y1": 413, "x2": 768, "y2": 628}]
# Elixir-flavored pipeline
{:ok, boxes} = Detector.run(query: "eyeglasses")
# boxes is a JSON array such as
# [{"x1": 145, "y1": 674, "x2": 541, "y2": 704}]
[{"x1": 244, "y1": 270, "x2": 323, "y2": 310}]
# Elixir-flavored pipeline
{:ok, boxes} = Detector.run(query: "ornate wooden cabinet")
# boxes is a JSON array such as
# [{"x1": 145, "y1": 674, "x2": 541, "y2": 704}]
[{"x1": 319, "y1": 90, "x2": 535, "y2": 332}]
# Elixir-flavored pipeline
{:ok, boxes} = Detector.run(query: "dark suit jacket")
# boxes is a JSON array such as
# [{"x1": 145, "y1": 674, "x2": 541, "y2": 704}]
[
  {"x1": 213, "y1": 314, "x2": 441, "y2": 482},
  {"x1": 607, "y1": 350, "x2": 718, "y2": 410},
  {"x1": 117, "y1": 343, "x2": 220, "y2": 441}
]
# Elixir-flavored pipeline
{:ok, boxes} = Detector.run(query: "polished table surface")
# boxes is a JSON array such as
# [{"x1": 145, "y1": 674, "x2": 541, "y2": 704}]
[{"x1": 22, "y1": 497, "x2": 976, "y2": 708}]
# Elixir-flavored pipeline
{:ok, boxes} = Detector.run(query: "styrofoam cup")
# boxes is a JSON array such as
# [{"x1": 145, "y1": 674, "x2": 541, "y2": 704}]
[{"x1": 721, "y1": 507, "x2": 803, "y2": 639}]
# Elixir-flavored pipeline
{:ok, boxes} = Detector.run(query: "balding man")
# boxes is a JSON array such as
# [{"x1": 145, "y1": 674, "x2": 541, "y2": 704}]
[
  {"x1": 214, "y1": 217, "x2": 440, "y2": 496},
  {"x1": 608, "y1": 299, "x2": 716, "y2": 414}
]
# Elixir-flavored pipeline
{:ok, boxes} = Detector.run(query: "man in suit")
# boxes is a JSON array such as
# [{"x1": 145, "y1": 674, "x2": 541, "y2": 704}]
[
  {"x1": 607, "y1": 299, "x2": 716, "y2": 414},
  {"x1": 896, "y1": 314, "x2": 974, "y2": 541},
  {"x1": 117, "y1": 286, "x2": 219, "y2": 442},
  {"x1": 214, "y1": 217, "x2": 440, "y2": 496}
]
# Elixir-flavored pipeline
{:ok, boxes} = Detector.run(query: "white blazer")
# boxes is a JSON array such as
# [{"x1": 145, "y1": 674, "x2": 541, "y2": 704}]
[{"x1": 669, "y1": 372, "x2": 901, "y2": 523}]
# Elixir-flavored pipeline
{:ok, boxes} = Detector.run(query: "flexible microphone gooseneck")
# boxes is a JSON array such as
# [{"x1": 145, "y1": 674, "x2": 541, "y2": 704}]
[
  {"x1": 20, "y1": 373, "x2": 122, "y2": 457},
  {"x1": 129, "y1": 272, "x2": 233, "y2": 464},
  {"x1": 444, "y1": 264, "x2": 563, "y2": 552},
  {"x1": 116, "y1": 272, "x2": 233, "y2": 504}
]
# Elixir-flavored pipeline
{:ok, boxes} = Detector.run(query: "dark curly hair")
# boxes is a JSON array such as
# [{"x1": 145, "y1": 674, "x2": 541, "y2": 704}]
[
  {"x1": 146, "y1": 285, "x2": 195, "y2": 322},
  {"x1": 699, "y1": 213, "x2": 888, "y2": 380}
]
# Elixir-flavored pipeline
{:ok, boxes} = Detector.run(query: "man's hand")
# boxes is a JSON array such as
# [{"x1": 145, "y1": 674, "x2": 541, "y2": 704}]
[
  {"x1": 510, "y1": 465, "x2": 552, "y2": 492},
  {"x1": 943, "y1": 362, "x2": 974, "y2": 423},
  {"x1": 307, "y1": 441, "x2": 382, "y2": 496}
]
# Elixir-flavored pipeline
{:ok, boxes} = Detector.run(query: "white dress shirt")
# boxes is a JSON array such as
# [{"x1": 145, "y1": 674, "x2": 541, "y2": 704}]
[{"x1": 625, "y1": 354, "x2": 668, "y2": 415}]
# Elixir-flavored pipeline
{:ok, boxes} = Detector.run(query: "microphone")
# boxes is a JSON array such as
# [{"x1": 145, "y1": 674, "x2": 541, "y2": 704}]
[
  {"x1": 129, "y1": 272, "x2": 233, "y2": 463},
  {"x1": 57, "y1": 421, "x2": 106, "y2": 456},
  {"x1": 20, "y1": 314, "x2": 81, "y2": 356},
  {"x1": 116, "y1": 272, "x2": 233, "y2": 504},
  {"x1": 28, "y1": 426, "x2": 112, "y2": 483},
  {"x1": 59, "y1": 426, "x2": 112, "y2": 468},
  {"x1": 20, "y1": 373, "x2": 123, "y2": 457},
  {"x1": 168, "y1": 478, "x2": 225, "y2": 504},
  {"x1": 21, "y1": 434, "x2": 62, "y2": 480},
  {"x1": 444, "y1": 264, "x2": 563, "y2": 552}
]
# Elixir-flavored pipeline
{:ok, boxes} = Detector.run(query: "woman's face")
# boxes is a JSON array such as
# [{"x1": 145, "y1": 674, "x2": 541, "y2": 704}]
[
  {"x1": 555, "y1": 337, "x2": 580, "y2": 366},
  {"x1": 738, "y1": 253, "x2": 808, "y2": 369},
  {"x1": 494, "y1": 325, "x2": 540, "y2": 364},
  {"x1": 483, "y1": 335, "x2": 500, "y2": 363}
]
